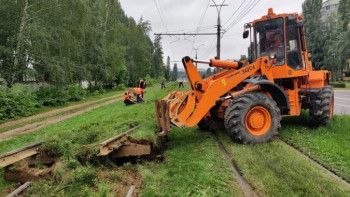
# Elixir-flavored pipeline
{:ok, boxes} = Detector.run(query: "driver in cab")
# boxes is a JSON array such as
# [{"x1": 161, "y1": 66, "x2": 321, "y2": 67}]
[{"x1": 265, "y1": 32, "x2": 284, "y2": 63}]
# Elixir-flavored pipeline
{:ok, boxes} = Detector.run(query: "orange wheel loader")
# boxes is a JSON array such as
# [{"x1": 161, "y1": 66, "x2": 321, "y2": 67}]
[{"x1": 155, "y1": 8, "x2": 334, "y2": 144}]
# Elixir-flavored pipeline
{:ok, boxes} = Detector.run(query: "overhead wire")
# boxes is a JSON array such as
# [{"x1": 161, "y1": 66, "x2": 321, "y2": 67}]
[
  {"x1": 189, "y1": 0, "x2": 211, "y2": 56},
  {"x1": 164, "y1": 26, "x2": 216, "y2": 34},
  {"x1": 224, "y1": 0, "x2": 261, "y2": 33},
  {"x1": 203, "y1": 37, "x2": 216, "y2": 60},
  {"x1": 153, "y1": 0, "x2": 168, "y2": 32},
  {"x1": 225, "y1": 0, "x2": 256, "y2": 30},
  {"x1": 201, "y1": 0, "x2": 227, "y2": 60},
  {"x1": 222, "y1": 0, "x2": 247, "y2": 27},
  {"x1": 153, "y1": 0, "x2": 175, "y2": 58},
  {"x1": 196, "y1": 0, "x2": 211, "y2": 35}
]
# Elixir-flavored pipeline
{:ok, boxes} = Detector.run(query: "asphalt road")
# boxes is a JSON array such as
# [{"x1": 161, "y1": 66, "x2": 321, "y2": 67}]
[{"x1": 334, "y1": 90, "x2": 350, "y2": 115}]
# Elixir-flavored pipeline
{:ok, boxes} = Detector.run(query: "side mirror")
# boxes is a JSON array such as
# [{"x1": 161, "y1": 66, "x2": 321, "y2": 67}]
[
  {"x1": 297, "y1": 20, "x2": 304, "y2": 28},
  {"x1": 243, "y1": 30, "x2": 249, "y2": 39},
  {"x1": 308, "y1": 53, "x2": 312, "y2": 58}
]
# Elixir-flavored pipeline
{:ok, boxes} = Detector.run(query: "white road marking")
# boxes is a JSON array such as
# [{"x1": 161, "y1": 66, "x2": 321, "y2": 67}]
[{"x1": 335, "y1": 97, "x2": 350, "y2": 101}]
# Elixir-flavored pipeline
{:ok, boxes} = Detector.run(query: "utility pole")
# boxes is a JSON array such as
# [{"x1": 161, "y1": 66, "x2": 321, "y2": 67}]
[
  {"x1": 154, "y1": 1, "x2": 227, "y2": 60},
  {"x1": 210, "y1": 0, "x2": 227, "y2": 60},
  {"x1": 193, "y1": 44, "x2": 205, "y2": 68}
]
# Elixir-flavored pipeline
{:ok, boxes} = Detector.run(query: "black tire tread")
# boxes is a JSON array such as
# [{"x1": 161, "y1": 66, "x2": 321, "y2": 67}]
[
  {"x1": 224, "y1": 92, "x2": 281, "y2": 144},
  {"x1": 309, "y1": 85, "x2": 334, "y2": 126}
]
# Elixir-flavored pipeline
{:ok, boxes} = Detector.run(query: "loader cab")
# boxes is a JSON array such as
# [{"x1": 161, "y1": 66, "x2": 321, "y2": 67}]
[{"x1": 244, "y1": 9, "x2": 309, "y2": 79}]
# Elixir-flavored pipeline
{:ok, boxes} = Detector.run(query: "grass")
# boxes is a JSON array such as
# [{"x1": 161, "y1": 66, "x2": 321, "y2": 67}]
[
  {"x1": 0, "y1": 89, "x2": 124, "y2": 125},
  {"x1": 279, "y1": 112, "x2": 350, "y2": 182},
  {"x1": 0, "y1": 169, "x2": 14, "y2": 196},
  {"x1": 333, "y1": 82, "x2": 350, "y2": 90},
  {"x1": 217, "y1": 131, "x2": 350, "y2": 196},
  {"x1": 346, "y1": 82, "x2": 350, "y2": 88},
  {"x1": 0, "y1": 84, "x2": 176, "y2": 154},
  {"x1": 138, "y1": 127, "x2": 245, "y2": 197},
  {"x1": 1, "y1": 83, "x2": 350, "y2": 196},
  {"x1": 1, "y1": 83, "x2": 229, "y2": 196},
  {"x1": 0, "y1": 94, "x2": 122, "y2": 134}
]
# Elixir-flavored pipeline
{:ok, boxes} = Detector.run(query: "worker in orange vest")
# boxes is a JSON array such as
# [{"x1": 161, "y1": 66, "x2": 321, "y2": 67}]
[
  {"x1": 123, "y1": 91, "x2": 135, "y2": 106},
  {"x1": 133, "y1": 88, "x2": 146, "y2": 103},
  {"x1": 137, "y1": 79, "x2": 146, "y2": 98}
]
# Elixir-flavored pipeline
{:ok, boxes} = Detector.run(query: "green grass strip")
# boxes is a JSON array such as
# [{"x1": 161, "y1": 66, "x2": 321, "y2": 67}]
[
  {"x1": 217, "y1": 131, "x2": 350, "y2": 197},
  {"x1": 280, "y1": 112, "x2": 350, "y2": 182}
]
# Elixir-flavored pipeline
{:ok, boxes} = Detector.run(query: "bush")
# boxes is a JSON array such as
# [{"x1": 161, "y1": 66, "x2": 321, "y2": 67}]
[
  {"x1": 88, "y1": 83, "x2": 105, "y2": 95},
  {"x1": 145, "y1": 74, "x2": 166, "y2": 86},
  {"x1": 330, "y1": 82, "x2": 346, "y2": 88},
  {"x1": 67, "y1": 85, "x2": 86, "y2": 101},
  {"x1": 0, "y1": 85, "x2": 38, "y2": 120},
  {"x1": 114, "y1": 84, "x2": 126, "y2": 91},
  {"x1": 36, "y1": 87, "x2": 70, "y2": 106}
]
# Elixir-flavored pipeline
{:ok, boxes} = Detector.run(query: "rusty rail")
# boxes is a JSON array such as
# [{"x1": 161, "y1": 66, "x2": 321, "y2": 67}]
[
  {"x1": 125, "y1": 185, "x2": 135, "y2": 197},
  {"x1": 6, "y1": 181, "x2": 31, "y2": 197},
  {"x1": 0, "y1": 142, "x2": 43, "y2": 168},
  {"x1": 97, "y1": 125, "x2": 151, "y2": 157}
]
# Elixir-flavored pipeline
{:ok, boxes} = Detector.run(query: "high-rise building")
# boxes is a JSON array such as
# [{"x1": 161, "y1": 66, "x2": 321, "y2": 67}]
[{"x1": 320, "y1": 0, "x2": 340, "y2": 22}]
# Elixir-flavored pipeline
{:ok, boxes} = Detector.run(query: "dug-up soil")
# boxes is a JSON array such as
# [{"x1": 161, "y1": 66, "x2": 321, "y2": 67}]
[
  {"x1": 3, "y1": 150, "x2": 58, "y2": 183},
  {"x1": 2, "y1": 135, "x2": 160, "y2": 196},
  {"x1": 97, "y1": 168, "x2": 143, "y2": 197}
]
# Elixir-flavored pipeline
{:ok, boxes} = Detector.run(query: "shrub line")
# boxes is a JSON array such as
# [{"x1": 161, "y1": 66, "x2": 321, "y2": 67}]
[{"x1": 0, "y1": 94, "x2": 123, "y2": 129}]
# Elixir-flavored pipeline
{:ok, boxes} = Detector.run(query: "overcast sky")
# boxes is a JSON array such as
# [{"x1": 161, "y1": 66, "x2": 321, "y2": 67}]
[{"x1": 119, "y1": 0, "x2": 305, "y2": 69}]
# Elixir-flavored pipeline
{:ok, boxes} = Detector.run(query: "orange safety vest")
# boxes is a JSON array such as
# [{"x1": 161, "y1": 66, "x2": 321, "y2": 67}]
[
  {"x1": 134, "y1": 88, "x2": 144, "y2": 95},
  {"x1": 123, "y1": 93, "x2": 131, "y2": 101}
]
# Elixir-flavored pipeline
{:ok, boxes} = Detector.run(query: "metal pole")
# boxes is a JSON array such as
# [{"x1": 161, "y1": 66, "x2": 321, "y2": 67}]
[
  {"x1": 210, "y1": 0, "x2": 227, "y2": 60},
  {"x1": 217, "y1": 16, "x2": 221, "y2": 59},
  {"x1": 192, "y1": 44, "x2": 204, "y2": 68},
  {"x1": 195, "y1": 51, "x2": 198, "y2": 68}
]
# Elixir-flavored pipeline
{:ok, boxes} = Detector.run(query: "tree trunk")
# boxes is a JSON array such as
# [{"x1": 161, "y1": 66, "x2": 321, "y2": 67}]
[{"x1": 11, "y1": 0, "x2": 29, "y2": 87}]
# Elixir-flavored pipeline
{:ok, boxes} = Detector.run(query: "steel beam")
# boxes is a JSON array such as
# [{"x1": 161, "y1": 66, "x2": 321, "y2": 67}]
[{"x1": 0, "y1": 142, "x2": 43, "y2": 168}]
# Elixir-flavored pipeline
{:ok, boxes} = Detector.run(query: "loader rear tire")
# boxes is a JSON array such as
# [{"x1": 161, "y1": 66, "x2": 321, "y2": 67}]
[
  {"x1": 224, "y1": 92, "x2": 281, "y2": 144},
  {"x1": 309, "y1": 85, "x2": 334, "y2": 126}
]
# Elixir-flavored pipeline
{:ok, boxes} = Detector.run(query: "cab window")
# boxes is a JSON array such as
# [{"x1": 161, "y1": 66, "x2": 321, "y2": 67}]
[
  {"x1": 255, "y1": 18, "x2": 285, "y2": 65},
  {"x1": 286, "y1": 18, "x2": 302, "y2": 70}
]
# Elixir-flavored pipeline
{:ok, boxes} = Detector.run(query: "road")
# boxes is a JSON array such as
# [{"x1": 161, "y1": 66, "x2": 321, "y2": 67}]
[{"x1": 334, "y1": 90, "x2": 350, "y2": 115}]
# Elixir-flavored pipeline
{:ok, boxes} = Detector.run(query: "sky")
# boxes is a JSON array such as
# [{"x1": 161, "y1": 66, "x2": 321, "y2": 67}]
[{"x1": 119, "y1": 0, "x2": 306, "y2": 70}]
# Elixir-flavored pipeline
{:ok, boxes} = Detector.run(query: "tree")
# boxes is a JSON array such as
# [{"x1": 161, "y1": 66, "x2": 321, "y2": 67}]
[
  {"x1": 322, "y1": 0, "x2": 350, "y2": 80},
  {"x1": 302, "y1": 0, "x2": 325, "y2": 69},
  {"x1": 0, "y1": 0, "x2": 36, "y2": 87},
  {"x1": 151, "y1": 35, "x2": 164, "y2": 78},
  {"x1": 206, "y1": 68, "x2": 212, "y2": 77},
  {"x1": 338, "y1": 0, "x2": 350, "y2": 31},
  {"x1": 171, "y1": 63, "x2": 178, "y2": 81},
  {"x1": 337, "y1": 0, "x2": 350, "y2": 79},
  {"x1": 239, "y1": 55, "x2": 247, "y2": 61},
  {"x1": 165, "y1": 56, "x2": 171, "y2": 81},
  {"x1": 0, "y1": 0, "x2": 160, "y2": 88}
]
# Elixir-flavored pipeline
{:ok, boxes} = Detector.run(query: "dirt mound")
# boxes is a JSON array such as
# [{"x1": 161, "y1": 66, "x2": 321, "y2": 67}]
[{"x1": 4, "y1": 151, "x2": 58, "y2": 183}]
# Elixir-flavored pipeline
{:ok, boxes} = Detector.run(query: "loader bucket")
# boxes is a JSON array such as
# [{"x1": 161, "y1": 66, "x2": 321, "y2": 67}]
[
  {"x1": 155, "y1": 100, "x2": 171, "y2": 136},
  {"x1": 155, "y1": 90, "x2": 190, "y2": 136}
]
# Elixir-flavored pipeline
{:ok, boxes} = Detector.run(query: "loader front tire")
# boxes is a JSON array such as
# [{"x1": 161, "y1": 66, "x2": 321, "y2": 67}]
[
  {"x1": 224, "y1": 92, "x2": 281, "y2": 144},
  {"x1": 197, "y1": 118, "x2": 210, "y2": 131},
  {"x1": 309, "y1": 85, "x2": 334, "y2": 126}
]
